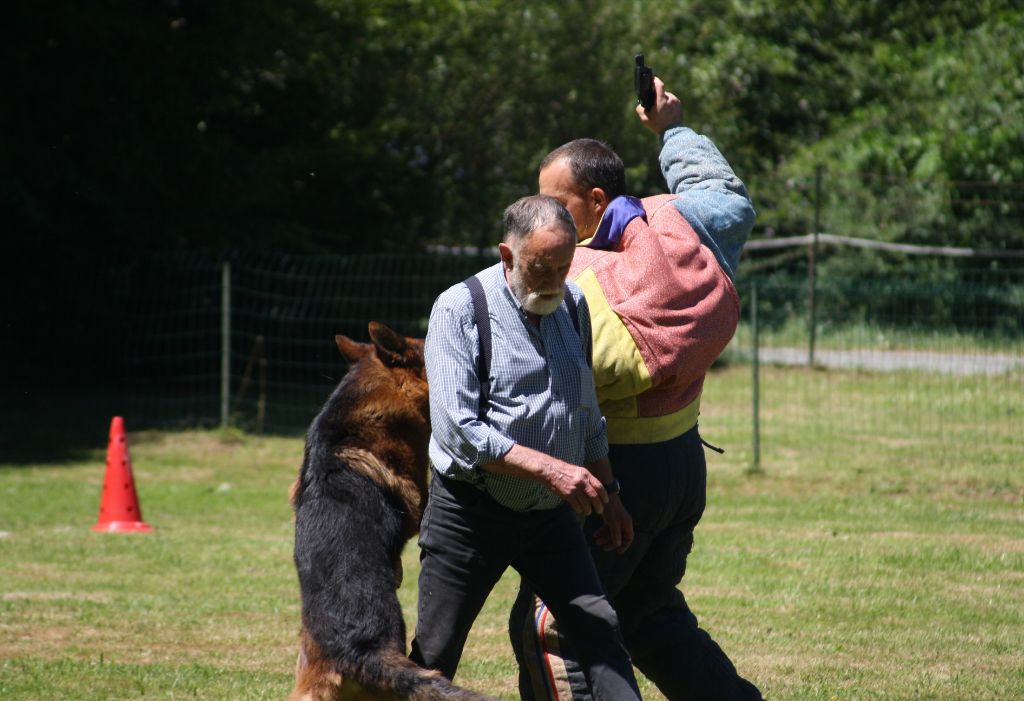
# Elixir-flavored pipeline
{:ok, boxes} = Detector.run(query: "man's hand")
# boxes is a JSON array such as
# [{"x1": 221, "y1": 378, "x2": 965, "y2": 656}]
[
  {"x1": 484, "y1": 444, "x2": 609, "y2": 515},
  {"x1": 544, "y1": 462, "x2": 608, "y2": 516},
  {"x1": 636, "y1": 76, "x2": 683, "y2": 135},
  {"x1": 593, "y1": 495, "x2": 634, "y2": 554}
]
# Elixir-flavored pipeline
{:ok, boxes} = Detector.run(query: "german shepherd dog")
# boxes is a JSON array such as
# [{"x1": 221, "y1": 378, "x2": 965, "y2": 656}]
[{"x1": 288, "y1": 322, "x2": 496, "y2": 701}]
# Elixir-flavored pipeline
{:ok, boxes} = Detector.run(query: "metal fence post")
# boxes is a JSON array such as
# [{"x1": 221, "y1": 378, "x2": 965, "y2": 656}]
[
  {"x1": 220, "y1": 261, "x2": 231, "y2": 429},
  {"x1": 808, "y1": 164, "x2": 822, "y2": 367},
  {"x1": 750, "y1": 282, "x2": 762, "y2": 473}
]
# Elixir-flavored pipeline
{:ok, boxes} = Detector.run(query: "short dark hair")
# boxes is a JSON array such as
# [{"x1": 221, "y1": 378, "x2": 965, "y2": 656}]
[
  {"x1": 503, "y1": 194, "x2": 576, "y2": 245},
  {"x1": 540, "y1": 138, "x2": 626, "y2": 200}
]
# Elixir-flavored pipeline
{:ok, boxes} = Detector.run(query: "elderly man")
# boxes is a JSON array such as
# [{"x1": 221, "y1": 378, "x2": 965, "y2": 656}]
[
  {"x1": 409, "y1": 194, "x2": 642, "y2": 701},
  {"x1": 511, "y1": 78, "x2": 763, "y2": 700}
]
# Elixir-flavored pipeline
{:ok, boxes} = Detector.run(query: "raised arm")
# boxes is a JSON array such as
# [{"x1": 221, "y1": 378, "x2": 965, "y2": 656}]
[{"x1": 638, "y1": 76, "x2": 756, "y2": 280}]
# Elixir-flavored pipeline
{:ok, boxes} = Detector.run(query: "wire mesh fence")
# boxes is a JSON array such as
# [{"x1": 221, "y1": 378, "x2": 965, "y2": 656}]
[
  {"x1": 715, "y1": 273, "x2": 1023, "y2": 474},
  {"x1": 121, "y1": 251, "x2": 494, "y2": 432},
  {"x1": 116, "y1": 248, "x2": 1023, "y2": 473}
]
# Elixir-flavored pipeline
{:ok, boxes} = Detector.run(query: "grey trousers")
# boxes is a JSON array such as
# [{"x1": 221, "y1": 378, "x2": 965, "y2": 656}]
[
  {"x1": 510, "y1": 427, "x2": 764, "y2": 701},
  {"x1": 409, "y1": 473, "x2": 642, "y2": 701}
]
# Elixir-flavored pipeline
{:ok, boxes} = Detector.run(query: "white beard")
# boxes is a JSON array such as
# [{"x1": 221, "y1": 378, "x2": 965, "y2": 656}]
[{"x1": 508, "y1": 265, "x2": 565, "y2": 317}]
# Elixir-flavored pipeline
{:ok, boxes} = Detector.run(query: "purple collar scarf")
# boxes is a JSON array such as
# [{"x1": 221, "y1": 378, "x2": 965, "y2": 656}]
[{"x1": 585, "y1": 196, "x2": 647, "y2": 249}]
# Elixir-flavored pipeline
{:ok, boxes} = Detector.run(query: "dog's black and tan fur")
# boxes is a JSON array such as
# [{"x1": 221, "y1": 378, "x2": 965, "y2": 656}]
[{"x1": 288, "y1": 322, "x2": 495, "y2": 701}]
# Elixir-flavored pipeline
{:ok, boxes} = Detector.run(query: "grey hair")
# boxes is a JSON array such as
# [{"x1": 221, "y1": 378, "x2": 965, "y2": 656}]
[{"x1": 502, "y1": 194, "x2": 576, "y2": 245}]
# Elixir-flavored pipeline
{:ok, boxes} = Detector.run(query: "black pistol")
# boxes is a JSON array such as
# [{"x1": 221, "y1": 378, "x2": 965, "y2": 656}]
[{"x1": 634, "y1": 54, "x2": 655, "y2": 110}]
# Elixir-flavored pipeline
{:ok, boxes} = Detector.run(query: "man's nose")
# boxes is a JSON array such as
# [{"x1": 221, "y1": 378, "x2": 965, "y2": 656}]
[{"x1": 541, "y1": 271, "x2": 566, "y2": 290}]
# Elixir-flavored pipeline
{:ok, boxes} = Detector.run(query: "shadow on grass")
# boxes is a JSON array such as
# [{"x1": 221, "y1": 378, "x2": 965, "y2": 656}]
[
  {"x1": 1, "y1": 386, "x2": 138, "y2": 466},
  {"x1": 0, "y1": 384, "x2": 307, "y2": 466}
]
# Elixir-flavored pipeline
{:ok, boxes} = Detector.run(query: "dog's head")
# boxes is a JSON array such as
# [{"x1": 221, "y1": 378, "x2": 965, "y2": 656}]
[
  {"x1": 335, "y1": 321, "x2": 425, "y2": 378},
  {"x1": 291, "y1": 322, "x2": 430, "y2": 511},
  {"x1": 335, "y1": 322, "x2": 428, "y2": 415}
]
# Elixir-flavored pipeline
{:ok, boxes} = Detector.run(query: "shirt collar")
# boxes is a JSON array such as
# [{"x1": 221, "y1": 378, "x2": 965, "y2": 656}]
[{"x1": 584, "y1": 196, "x2": 647, "y2": 249}]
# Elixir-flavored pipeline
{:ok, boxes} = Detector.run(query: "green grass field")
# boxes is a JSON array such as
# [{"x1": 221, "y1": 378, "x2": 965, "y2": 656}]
[{"x1": 2, "y1": 364, "x2": 1021, "y2": 700}]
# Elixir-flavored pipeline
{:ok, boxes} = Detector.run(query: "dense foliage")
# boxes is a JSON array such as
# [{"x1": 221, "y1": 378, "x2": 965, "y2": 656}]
[
  {"x1": 4, "y1": 1, "x2": 1022, "y2": 380},
  {"x1": 8, "y1": 0, "x2": 1022, "y2": 255}
]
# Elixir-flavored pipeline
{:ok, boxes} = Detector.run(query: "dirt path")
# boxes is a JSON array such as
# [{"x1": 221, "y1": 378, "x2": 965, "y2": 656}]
[{"x1": 754, "y1": 347, "x2": 1024, "y2": 376}]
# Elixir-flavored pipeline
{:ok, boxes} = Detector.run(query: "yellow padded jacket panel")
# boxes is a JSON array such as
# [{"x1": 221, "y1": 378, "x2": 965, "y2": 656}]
[{"x1": 574, "y1": 268, "x2": 652, "y2": 410}]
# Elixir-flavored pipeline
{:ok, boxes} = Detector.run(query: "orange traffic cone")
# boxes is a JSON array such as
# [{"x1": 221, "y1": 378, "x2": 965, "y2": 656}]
[{"x1": 92, "y1": 416, "x2": 152, "y2": 533}]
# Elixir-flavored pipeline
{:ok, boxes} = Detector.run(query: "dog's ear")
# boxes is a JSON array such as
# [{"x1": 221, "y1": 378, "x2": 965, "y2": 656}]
[
  {"x1": 335, "y1": 335, "x2": 373, "y2": 364},
  {"x1": 367, "y1": 321, "x2": 408, "y2": 367}
]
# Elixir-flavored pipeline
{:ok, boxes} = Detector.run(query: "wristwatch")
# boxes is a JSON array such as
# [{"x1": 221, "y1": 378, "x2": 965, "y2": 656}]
[{"x1": 603, "y1": 478, "x2": 621, "y2": 495}]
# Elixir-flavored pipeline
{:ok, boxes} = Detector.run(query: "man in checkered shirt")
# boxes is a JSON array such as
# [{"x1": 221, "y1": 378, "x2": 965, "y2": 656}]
[{"x1": 409, "y1": 195, "x2": 642, "y2": 701}]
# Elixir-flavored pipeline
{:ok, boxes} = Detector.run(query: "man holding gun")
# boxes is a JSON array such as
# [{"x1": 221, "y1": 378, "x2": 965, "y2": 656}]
[{"x1": 511, "y1": 71, "x2": 764, "y2": 701}]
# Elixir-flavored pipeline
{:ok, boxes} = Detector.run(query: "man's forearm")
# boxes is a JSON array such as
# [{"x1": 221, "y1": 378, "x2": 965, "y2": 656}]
[
  {"x1": 660, "y1": 125, "x2": 749, "y2": 197},
  {"x1": 483, "y1": 444, "x2": 609, "y2": 515},
  {"x1": 485, "y1": 445, "x2": 613, "y2": 483},
  {"x1": 481, "y1": 443, "x2": 561, "y2": 483}
]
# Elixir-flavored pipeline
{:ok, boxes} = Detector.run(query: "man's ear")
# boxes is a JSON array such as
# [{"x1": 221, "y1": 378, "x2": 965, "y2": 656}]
[
  {"x1": 590, "y1": 187, "x2": 610, "y2": 215},
  {"x1": 498, "y1": 242, "x2": 514, "y2": 271}
]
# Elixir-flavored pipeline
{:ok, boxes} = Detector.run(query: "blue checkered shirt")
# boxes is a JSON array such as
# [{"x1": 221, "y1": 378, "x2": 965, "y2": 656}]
[{"x1": 425, "y1": 262, "x2": 608, "y2": 511}]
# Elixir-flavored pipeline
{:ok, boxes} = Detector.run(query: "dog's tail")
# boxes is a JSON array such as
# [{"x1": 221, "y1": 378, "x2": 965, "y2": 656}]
[{"x1": 290, "y1": 630, "x2": 499, "y2": 701}]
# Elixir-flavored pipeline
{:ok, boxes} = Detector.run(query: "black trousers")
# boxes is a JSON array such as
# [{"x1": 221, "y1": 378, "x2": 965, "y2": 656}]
[
  {"x1": 511, "y1": 427, "x2": 763, "y2": 701},
  {"x1": 409, "y1": 473, "x2": 642, "y2": 701}
]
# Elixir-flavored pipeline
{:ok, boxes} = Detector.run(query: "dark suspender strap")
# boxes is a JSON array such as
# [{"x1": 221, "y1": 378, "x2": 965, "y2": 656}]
[
  {"x1": 464, "y1": 275, "x2": 491, "y2": 422},
  {"x1": 563, "y1": 289, "x2": 592, "y2": 368},
  {"x1": 563, "y1": 289, "x2": 579, "y2": 334},
  {"x1": 466, "y1": 276, "x2": 591, "y2": 424}
]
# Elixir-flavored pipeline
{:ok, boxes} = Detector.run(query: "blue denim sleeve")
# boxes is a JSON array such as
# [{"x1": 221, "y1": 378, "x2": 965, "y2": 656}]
[{"x1": 659, "y1": 125, "x2": 756, "y2": 281}]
